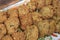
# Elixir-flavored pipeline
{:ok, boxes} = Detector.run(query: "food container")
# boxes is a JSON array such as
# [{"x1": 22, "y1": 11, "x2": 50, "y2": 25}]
[{"x1": 0, "y1": 0, "x2": 30, "y2": 11}]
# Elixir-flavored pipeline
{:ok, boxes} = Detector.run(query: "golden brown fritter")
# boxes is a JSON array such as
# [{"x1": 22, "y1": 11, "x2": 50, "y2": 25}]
[
  {"x1": 45, "y1": 0, "x2": 52, "y2": 5},
  {"x1": 5, "y1": 17, "x2": 19, "y2": 34},
  {"x1": 26, "y1": 1, "x2": 36, "y2": 12},
  {"x1": 18, "y1": 6, "x2": 32, "y2": 30},
  {"x1": 40, "y1": 5, "x2": 53, "y2": 19},
  {"x1": 49, "y1": 20, "x2": 56, "y2": 34},
  {"x1": 37, "y1": 0, "x2": 45, "y2": 9},
  {"x1": 31, "y1": 12, "x2": 42, "y2": 25},
  {"x1": 25, "y1": 25, "x2": 38, "y2": 40},
  {"x1": 12, "y1": 32, "x2": 25, "y2": 40},
  {"x1": 38, "y1": 20, "x2": 50, "y2": 37},
  {"x1": 18, "y1": 5, "x2": 29, "y2": 15},
  {"x1": 0, "y1": 11, "x2": 7, "y2": 23},
  {"x1": 20, "y1": 13, "x2": 32, "y2": 30},
  {"x1": 7, "y1": 8, "x2": 18, "y2": 18},
  {"x1": 0, "y1": 24, "x2": 6, "y2": 39},
  {"x1": 56, "y1": 21, "x2": 60, "y2": 33},
  {"x1": 1, "y1": 35, "x2": 13, "y2": 40}
]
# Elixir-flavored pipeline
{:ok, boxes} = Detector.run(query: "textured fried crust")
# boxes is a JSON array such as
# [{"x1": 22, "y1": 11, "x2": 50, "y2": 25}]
[
  {"x1": 12, "y1": 32, "x2": 25, "y2": 40},
  {"x1": 37, "y1": 0, "x2": 45, "y2": 9},
  {"x1": 38, "y1": 20, "x2": 49, "y2": 37},
  {"x1": 26, "y1": 2, "x2": 36, "y2": 12},
  {"x1": 1, "y1": 35, "x2": 13, "y2": 40},
  {"x1": 0, "y1": 11, "x2": 7, "y2": 23},
  {"x1": 40, "y1": 5, "x2": 53, "y2": 19},
  {"x1": 45, "y1": 0, "x2": 52, "y2": 5},
  {"x1": 18, "y1": 5, "x2": 32, "y2": 30},
  {"x1": 0, "y1": 24, "x2": 6, "y2": 39},
  {"x1": 31, "y1": 12, "x2": 42, "y2": 25},
  {"x1": 20, "y1": 13, "x2": 32, "y2": 30},
  {"x1": 5, "y1": 17, "x2": 19, "y2": 34},
  {"x1": 18, "y1": 5, "x2": 29, "y2": 15},
  {"x1": 25, "y1": 25, "x2": 38, "y2": 40},
  {"x1": 26, "y1": 0, "x2": 37, "y2": 12},
  {"x1": 7, "y1": 8, "x2": 18, "y2": 18}
]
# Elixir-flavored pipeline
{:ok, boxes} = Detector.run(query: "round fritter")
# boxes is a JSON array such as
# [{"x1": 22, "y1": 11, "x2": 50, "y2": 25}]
[
  {"x1": 1, "y1": 35, "x2": 13, "y2": 40},
  {"x1": 0, "y1": 11, "x2": 7, "y2": 23},
  {"x1": 25, "y1": 25, "x2": 38, "y2": 40},
  {"x1": 37, "y1": 0, "x2": 45, "y2": 9},
  {"x1": 45, "y1": 0, "x2": 52, "y2": 5},
  {"x1": 38, "y1": 20, "x2": 50, "y2": 37},
  {"x1": 7, "y1": 8, "x2": 18, "y2": 18},
  {"x1": 49, "y1": 20, "x2": 56, "y2": 34},
  {"x1": 5, "y1": 17, "x2": 19, "y2": 34},
  {"x1": 31, "y1": 12, "x2": 42, "y2": 25},
  {"x1": 12, "y1": 32, "x2": 25, "y2": 40},
  {"x1": 56, "y1": 21, "x2": 60, "y2": 33},
  {"x1": 0, "y1": 24, "x2": 6, "y2": 39},
  {"x1": 40, "y1": 5, "x2": 53, "y2": 19}
]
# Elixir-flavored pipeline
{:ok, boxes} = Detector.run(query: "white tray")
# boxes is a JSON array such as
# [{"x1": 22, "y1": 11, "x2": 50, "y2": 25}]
[{"x1": 0, "y1": 0, "x2": 30, "y2": 11}]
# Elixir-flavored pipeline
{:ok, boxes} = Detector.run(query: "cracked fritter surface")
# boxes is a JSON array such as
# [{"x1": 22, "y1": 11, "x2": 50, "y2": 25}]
[
  {"x1": 5, "y1": 17, "x2": 19, "y2": 34},
  {"x1": 40, "y1": 5, "x2": 54, "y2": 19},
  {"x1": 18, "y1": 5, "x2": 32, "y2": 30},
  {"x1": 31, "y1": 12, "x2": 42, "y2": 25},
  {"x1": 25, "y1": 25, "x2": 38, "y2": 40},
  {"x1": 38, "y1": 20, "x2": 50, "y2": 37}
]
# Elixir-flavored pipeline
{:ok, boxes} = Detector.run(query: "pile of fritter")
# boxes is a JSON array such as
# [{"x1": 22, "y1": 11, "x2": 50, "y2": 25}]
[{"x1": 0, "y1": 0, "x2": 60, "y2": 40}]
